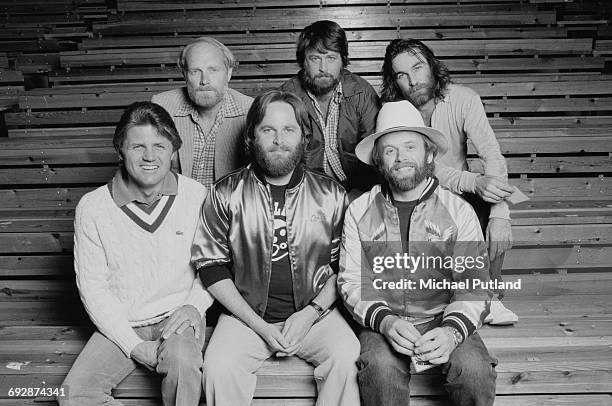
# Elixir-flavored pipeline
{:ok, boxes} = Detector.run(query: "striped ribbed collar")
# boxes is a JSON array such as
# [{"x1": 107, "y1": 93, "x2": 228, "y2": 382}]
[{"x1": 108, "y1": 169, "x2": 178, "y2": 233}]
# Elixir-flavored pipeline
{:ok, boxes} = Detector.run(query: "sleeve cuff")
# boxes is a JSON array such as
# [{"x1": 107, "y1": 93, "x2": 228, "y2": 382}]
[
  {"x1": 198, "y1": 264, "x2": 232, "y2": 288},
  {"x1": 460, "y1": 172, "x2": 479, "y2": 194},
  {"x1": 118, "y1": 331, "x2": 145, "y2": 359},
  {"x1": 365, "y1": 303, "x2": 395, "y2": 332},
  {"x1": 442, "y1": 312, "x2": 477, "y2": 342},
  {"x1": 490, "y1": 201, "x2": 510, "y2": 220}
]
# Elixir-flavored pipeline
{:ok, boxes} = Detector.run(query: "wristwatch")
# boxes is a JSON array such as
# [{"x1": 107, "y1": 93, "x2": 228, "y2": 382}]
[
  {"x1": 444, "y1": 326, "x2": 464, "y2": 347},
  {"x1": 308, "y1": 301, "x2": 325, "y2": 317}
]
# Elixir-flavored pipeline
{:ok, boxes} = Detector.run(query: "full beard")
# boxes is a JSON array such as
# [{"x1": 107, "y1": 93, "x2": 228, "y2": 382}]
[
  {"x1": 381, "y1": 156, "x2": 434, "y2": 192},
  {"x1": 300, "y1": 70, "x2": 340, "y2": 97},
  {"x1": 254, "y1": 140, "x2": 304, "y2": 177},
  {"x1": 187, "y1": 85, "x2": 225, "y2": 109},
  {"x1": 403, "y1": 81, "x2": 435, "y2": 108}
]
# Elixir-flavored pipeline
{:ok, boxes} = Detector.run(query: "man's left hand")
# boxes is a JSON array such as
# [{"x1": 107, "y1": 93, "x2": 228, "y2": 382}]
[
  {"x1": 276, "y1": 306, "x2": 319, "y2": 357},
  {"x1": 161, "y1": 305, "x2": 203, "y2": 340},
  {"x1": 413, "y1": 327, "x2": 458, "y2": 365},
  {"x1": 486, "y1": 218, "x2": 513, "y2": 259}
]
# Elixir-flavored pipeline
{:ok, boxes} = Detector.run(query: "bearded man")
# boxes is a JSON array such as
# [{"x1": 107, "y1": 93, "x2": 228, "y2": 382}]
[
  {"x1": 379, "y1": 39, "x2": 517, "y2": 324},
  {"x1": 191, "y1": 90, "x2": 360, "y2": 406},
  {"x1": 153, "y1": 37, "x2": 253, "y2": 187},
  {"x1": 279, "y1": 20, "x2": 381, "y2": 197},
  {"x1": 338, "y1": 100, "x2": 497, "y2": 406}
]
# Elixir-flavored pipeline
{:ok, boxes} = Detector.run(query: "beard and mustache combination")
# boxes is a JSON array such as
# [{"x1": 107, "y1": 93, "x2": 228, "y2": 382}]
[
  {"x1": 300, "y1": 69, "x2": 340, "y2": 97},
  {"x1": 402, "y1": 78, "x2": 435, "y2": 108},
  {"x1": 254, "y1": 139, "x2": 305, "y2": 177},
  {"x1": 187, "y1": 84, "x2": 225, "y2": 109},
  {"x1": 379, "y1": 154, "x2": 434, "y2": 192}
]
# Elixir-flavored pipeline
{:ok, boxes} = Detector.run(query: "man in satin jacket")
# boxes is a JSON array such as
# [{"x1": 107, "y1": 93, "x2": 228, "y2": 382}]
[{"x1": 191, "y1": 90, "x2": 359, "y2": 406}]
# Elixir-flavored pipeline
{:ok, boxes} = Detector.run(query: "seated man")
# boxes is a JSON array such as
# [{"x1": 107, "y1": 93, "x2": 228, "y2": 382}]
[
  {"x1": 338, "y1": 100, "x2": 497, "y2": 406},
  {"x1": 60, "y1": 102, "x2": 213, "y2": 406},
  {"x1": 380, "y1": 38, "x2": 517, "y2": 324},
  {"x1": 192, "y1": 90, "x2": 359, "y2": 406}
]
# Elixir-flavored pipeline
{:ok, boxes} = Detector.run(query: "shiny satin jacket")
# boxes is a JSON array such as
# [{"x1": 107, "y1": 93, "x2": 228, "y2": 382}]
[{"x1": 191, "y1": 164, "x2": 348, "y2": 316}]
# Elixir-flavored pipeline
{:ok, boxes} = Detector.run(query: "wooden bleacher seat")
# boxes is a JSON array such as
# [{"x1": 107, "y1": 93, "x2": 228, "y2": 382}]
[{"x1": 0, "y1": 0, "x2": 610, "y2": 404}]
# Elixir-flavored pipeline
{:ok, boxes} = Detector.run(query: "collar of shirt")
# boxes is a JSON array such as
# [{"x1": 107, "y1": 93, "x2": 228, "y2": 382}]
[
  {"x1": 306, "y1": 81, "x2": 343, "y2": 118},
  {"x1": 174, "y1": 89, "x2": 245, "y2": 124},
  {"x1": 109, "y1": 168, "x2": 178, "y2": 207}
]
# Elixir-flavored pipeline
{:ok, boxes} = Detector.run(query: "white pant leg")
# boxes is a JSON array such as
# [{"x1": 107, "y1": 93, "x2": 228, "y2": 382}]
[
  {"x1": 297, "y1": 308, "x2": 360, "y2": 406},
  {"x1": 203, "y1": 313, "x2": 274, "y2": 406}
]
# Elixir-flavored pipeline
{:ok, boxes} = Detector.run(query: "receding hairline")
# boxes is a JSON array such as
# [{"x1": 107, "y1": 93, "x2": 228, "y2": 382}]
[{"x1": 179, "y1": 38, "x2": 235, "y2": 71}]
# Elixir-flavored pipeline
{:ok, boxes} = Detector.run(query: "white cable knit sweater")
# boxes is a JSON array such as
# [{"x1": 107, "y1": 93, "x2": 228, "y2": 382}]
[{"x1": 73, "y1": 174, "x2": 213, "y2": 357}]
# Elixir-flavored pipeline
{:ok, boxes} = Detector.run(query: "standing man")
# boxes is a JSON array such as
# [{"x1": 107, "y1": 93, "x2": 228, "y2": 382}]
[
  {"x1": 192, "y1": 90, "x2": 360, "y2": 406},
  {"x1": 280, "y1": 20, "x2": 381, "y2": 197},
  {"x1": 338, "y1": 100, "x2": 497, "y2": 406},
  {"x1": 61, "y1": 102, "x2": 213, "y2": 406},
  {"x1": 153, "y1": 37, "x2": 253, "y2": 187},
  {"x1": 380, "y1": 38, "x2": 517, "y2": 324}
]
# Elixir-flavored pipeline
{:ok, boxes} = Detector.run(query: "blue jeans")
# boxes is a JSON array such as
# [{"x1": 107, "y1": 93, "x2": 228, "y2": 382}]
[
  {"x1": 59, "y1": 316, "x2": 204, "y2": 406},
  {"x1": 357, "y1": 317, "x2": 497, "y2": 406}
]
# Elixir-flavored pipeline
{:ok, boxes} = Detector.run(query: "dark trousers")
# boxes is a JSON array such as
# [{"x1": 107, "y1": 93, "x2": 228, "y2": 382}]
[
  {"x1": 357, "y1": 316, "x2": 497, "y2": 406},
  {"x1": 462, "y1": 193, "x2": 506, "y2": 298}
]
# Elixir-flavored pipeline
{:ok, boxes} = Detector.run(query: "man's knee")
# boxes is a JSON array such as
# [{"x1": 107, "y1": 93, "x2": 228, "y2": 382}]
[
  {"x1": 59, "y1": 375, "x2": 120, "y2": 406},
  {"x1": 357, "y1": 332, "x2": 409, "y2": 382},
  {"x1": 444, "y1": 336, "x2": 497, "y2": 391},
  {"x1": 325, "y1": 334, "x2": 360, "y2": 375}
]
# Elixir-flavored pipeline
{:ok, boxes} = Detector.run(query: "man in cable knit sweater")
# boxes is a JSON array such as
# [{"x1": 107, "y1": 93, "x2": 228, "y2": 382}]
[{"x1": 60, "y1": 102, "x2": 213, "y2": 406}]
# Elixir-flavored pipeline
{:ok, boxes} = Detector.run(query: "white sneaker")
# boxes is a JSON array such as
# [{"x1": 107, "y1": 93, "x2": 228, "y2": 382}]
[{"x1": 484, "y1": 299, "x2": 518, "y2": 325}]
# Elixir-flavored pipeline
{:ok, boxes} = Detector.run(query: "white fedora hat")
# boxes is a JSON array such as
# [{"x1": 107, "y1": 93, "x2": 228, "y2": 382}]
[{"x1": 356, "y1": 100, "x2": 448, "y2": 166}]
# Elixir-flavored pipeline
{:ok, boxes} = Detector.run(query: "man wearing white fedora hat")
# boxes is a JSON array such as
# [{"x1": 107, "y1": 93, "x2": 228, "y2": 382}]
[
  {"x1": 379, "y1": 38, "x2": 517, "y2": 325},
  {"x1": 337, "y1": 100, "x2": 497, "y2": 406}
]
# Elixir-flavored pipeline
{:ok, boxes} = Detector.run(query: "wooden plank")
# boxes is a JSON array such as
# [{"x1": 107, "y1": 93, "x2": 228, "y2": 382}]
[
  {"x1": 49, "y1": 57, "x2": 605, "y2": 86},
  {"x1": 0, "y1": 255, "x2": 73, "y2": 277},
  {"x1": 469, "y1": 156, "x2": 612, "y2": 175},
  {"x1": 3, "y1": 221, "x2": 608, "y2": 254},
  {"x1": 1, "y1": 395, "x2": 611, "y2": 406},
  {"x1": 0, "y1": 232, "x2": 72, "y2": 254},
  {"x1": 20, "y1": 78, "x2": 612, "y2": 110},
  {"x1": 116, "y1": 0, "x2": 531, "y2": 12},
  {"x1": 0, "y1": 70, "x2": 24, "y2": 83},
  {"x1": 0, "y1": 166, "x2": 116, "y2": 185},
  {"x1": 79, "y1": 27, "x2": 570, "y2": 49},
  {"x1": 92, "y1": 11, "x2": 557, "y2": 36},
  {"x1": 113, "y1": 3, "x2": 541, "y2": 20},
  {"x1": 0, "y1": 178, "x2": 606, "y2": 210},
  {"x1": 4, "y1": 272, "x2": 612, "y2": 302},
  {"x1": 61, "y1": 38, "x2": 592, "y2": 68},
  {"x1": 510, "y1": 177, "x2": 611, "y2": 201},
  {"x1": 482, "y1": 97, "x2": 612, "y2": 113},
  {"x1": 7, "y1": 126, "x2": 114, "y2": 138},
  {"x1": 0, "y1": 211, "x2": 75, "y2": 232},
  {"x1": 0, "y1": 187, "x2": 92, "y2": 209}
]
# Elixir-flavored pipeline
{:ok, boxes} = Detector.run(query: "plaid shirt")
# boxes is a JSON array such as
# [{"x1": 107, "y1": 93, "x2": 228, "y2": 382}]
[
  {"x1": 307, "y1": 82, "x2": 347, "y2": 183},
  {"x1": 176, "y1": 91, "x2": 243, "y2": 187}
]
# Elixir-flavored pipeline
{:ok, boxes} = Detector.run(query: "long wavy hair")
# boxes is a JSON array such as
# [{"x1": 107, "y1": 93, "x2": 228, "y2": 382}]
[{"x1": 380, "y1": 39, "x2": 451, "y2": 103}]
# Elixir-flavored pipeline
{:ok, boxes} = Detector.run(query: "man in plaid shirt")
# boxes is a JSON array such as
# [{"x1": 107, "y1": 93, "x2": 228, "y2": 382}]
[
  {"x1": 153, "y1": 37, "x2": 253, "y2": 187},
  {"x1": 280, "y1": 20, "x2": 381, "y2": 199}
]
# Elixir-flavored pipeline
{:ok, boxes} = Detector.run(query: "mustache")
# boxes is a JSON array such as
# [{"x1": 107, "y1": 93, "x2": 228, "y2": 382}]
[
  {"x1": 408, "y1": 84, "x2": 429, "y2": 93},
  {"x1": 196, "y1": 85, "x2": 218, "y2": 92},
  {"x1": 267, "y1": 145, "x2": 293, "y2": 152},
  {"x1": 392, "y1": 162, "x2": 417, "y2": 171}
]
